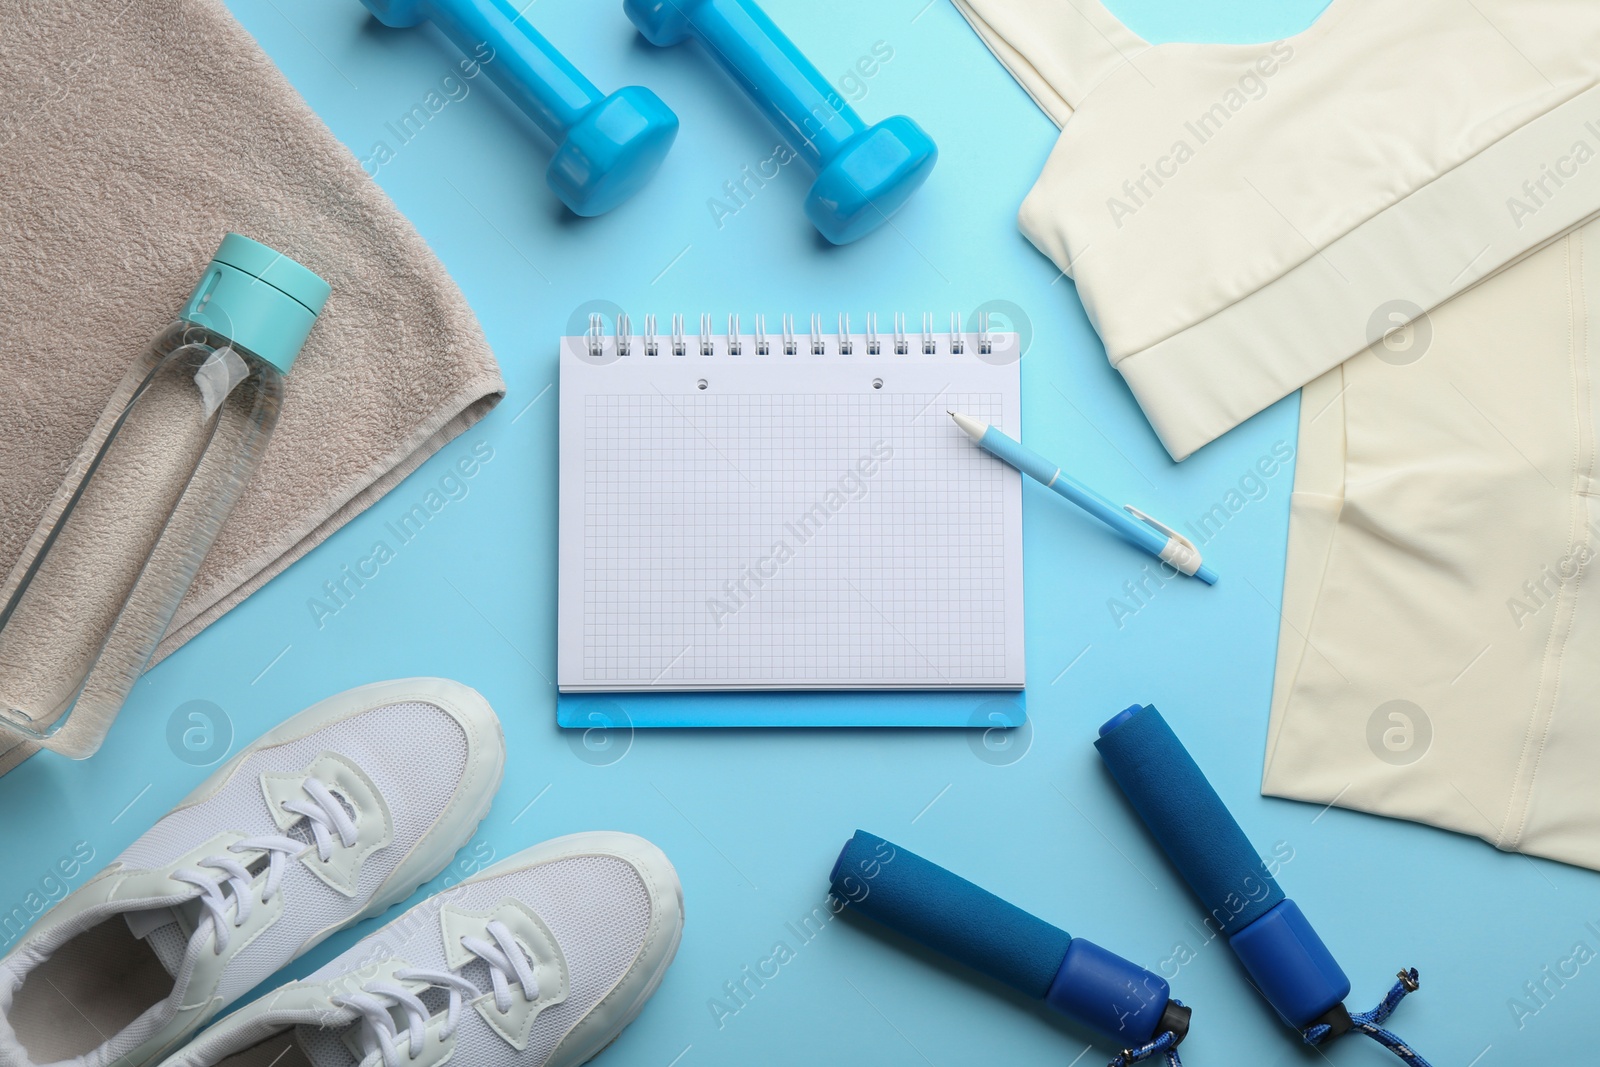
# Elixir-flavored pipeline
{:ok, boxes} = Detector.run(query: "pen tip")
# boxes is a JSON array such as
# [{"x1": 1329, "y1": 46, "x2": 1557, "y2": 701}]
[
  {"x1": 949, "y1": 412, "x2": 986, "y2": 442},
  {"x1": 946, "y1": 411, "x2": 954, "y2": 417}
]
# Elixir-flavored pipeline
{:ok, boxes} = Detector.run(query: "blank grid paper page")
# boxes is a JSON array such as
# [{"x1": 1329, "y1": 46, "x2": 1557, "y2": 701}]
[{"x1": 558, "y1": 343, "x2": 1024, "y2": 691}]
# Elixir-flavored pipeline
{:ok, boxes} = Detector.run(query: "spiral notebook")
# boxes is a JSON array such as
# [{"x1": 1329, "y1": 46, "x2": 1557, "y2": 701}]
[{"x1": 557, "y1": 312, "x2": 1026, "y2": 728}]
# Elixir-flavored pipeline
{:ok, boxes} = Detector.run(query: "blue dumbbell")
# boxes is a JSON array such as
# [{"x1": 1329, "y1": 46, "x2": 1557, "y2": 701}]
[
  {"x1": 625, "y1": 0, "x2": 937, "y2": 244},
  {"x1": 361, "y1": 0, "x2": 679, "y2": 216}
]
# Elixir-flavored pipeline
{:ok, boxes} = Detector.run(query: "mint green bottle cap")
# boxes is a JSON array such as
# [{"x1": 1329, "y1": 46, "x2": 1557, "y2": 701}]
[{"x1": 179, "y1": 234, "x2": 331, "y2": 375}]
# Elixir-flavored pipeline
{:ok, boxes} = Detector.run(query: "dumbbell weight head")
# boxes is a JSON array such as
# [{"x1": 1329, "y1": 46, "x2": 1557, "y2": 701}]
[
  {"x1": 624, "y1": 0, "x2": 938, "y2": 242},
  {"x1": 622, "y1": 0, "x2": 696, "y2": 46},
  {"x1": 807, "y1": 115, "x2": 938, "y2": 245},
  {"x1": 552, "y1": 87, "x2": 680, "y2": 217},
  {"x1": 358, "y1": 0, "x2": 428, "y2": 28},
  {"x1": 360, "y1": 0, "x2": 678, "y2": 215}
]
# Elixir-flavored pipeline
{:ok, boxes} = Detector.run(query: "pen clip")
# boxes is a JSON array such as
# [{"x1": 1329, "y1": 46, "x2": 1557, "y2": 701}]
[{"x1": 1124, "y1": 505, "x2": 1202, "y2": 576}]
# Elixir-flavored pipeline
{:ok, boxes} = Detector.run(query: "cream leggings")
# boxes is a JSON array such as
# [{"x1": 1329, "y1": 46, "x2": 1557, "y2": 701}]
[{"x1": 1265, "y1": 219, "x2": 1600, "y2": 871}]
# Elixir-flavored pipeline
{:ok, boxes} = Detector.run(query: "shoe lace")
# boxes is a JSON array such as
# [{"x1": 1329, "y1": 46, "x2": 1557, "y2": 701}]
[
  {"x1": 172, "y1": 777, "x2": 359, "y2": 954},
  {"x1": 333, "y1": 920, "x2": 540, "y2": 1067}
]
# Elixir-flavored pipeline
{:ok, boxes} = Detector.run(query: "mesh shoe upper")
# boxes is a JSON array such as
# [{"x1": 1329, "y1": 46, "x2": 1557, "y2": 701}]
[
  {"x1": 0, "y1": 679, "x2": 504, "y2": 1067},
  {"x1": 162, "y1": 832, "x2": 683, "y2": 1067},
  {"x1": 116, "y1": 700, "x2": 470, "y2": 1007}
]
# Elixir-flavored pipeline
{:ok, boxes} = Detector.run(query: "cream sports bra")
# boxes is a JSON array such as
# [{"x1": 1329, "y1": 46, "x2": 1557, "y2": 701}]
[{"x1": 955, "y1": 0, "x2": 1600, "y2": 459}]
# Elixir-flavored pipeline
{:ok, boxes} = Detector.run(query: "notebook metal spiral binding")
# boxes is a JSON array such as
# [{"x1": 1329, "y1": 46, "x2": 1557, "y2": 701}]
[{"x1": 582, "y1": 310, "x2": 1003, "y2": 360}]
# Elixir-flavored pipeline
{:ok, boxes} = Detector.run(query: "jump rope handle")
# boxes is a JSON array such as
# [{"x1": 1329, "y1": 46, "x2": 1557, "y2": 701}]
[
  {"x1": 1095, "y1": 705, "x2": 1354, "y2": 1033},
  {"x1": 831, "y1": 830, "x2": 1191, "y2": 1052}
]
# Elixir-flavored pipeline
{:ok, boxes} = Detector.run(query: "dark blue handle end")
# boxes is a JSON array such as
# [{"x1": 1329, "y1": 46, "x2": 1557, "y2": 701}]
[
  {"x1": 1229, "y1": 900, "x2": 1351, "y2": 1030},
  {"x1": 1046, "y1": 937, "x2": 1179, "y2": 1047}
]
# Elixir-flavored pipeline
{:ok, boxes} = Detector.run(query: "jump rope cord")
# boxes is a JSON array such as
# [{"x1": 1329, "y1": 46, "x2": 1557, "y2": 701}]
[
  {"x1": 1302, "y1": 969, "x2": 1434, "y2": 1067},
  {"x1": 1107, "y1": 1004, "x2": 1185, "y2": 1067},
  {"x1": 1103, "y1": 970, "x2": 1433, "y2": 1067}
]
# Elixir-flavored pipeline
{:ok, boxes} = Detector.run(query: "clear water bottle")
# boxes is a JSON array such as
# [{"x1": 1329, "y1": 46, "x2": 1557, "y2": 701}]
[{"x1": 0, "y1": 234, "x2": 329, "y2": 758}]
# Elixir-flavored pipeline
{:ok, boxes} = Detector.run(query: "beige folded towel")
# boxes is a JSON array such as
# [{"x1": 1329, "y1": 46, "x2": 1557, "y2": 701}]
[{"x1": 0, "y1": 0, "x2": 505, "y2": 770}]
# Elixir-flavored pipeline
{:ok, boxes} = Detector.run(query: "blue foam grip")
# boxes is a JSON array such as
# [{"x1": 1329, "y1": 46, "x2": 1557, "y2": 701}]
[
  {"x1": 1046, "y1": 938, "x2": 1172, "y2": 1046},
  {"x1": 1095, "y1": 705, "x2": 1285, "y2": 936},
  {"x1": 1228, "y1": 900, "x2": 1351, "y2": 1029},
  {"x1": 830, "y1": 831, "x2": 1070, "y2": 999}
]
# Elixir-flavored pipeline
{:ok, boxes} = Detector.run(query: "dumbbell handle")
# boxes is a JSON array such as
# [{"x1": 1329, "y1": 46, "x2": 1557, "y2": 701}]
[
  {"x1": 427, "y1": 0, "x2": 602, "y2": 136},
  {"x1": 832, "y1": 831, "x2": 1189, "y2": 1049},
  {"x1": 652, "y1": 0, "x2": 865, "y2": 168},
  {"x1": 1096, "y1": 705, "x2": 1352, "y2": 1032}
]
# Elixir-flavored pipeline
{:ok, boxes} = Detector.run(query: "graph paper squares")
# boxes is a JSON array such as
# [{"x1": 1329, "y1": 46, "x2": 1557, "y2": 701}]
[{"x1": 580, "y1": 390, "x2": 1015, "y2": 687}]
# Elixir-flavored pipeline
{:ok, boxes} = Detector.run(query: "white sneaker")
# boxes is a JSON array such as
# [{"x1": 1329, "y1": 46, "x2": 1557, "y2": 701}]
[
  {"x1": 0, "y1": 678, "x2": 505, "y2": 1067},
  {"x1": 158, "y1": 832, "x2": 684, "y2": 1067}
]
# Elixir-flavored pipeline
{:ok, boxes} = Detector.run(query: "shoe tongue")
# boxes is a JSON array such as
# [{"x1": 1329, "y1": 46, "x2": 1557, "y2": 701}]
[
  {"x1": 287, "y1": 819, "x2": 318, "y2": 849},
  {"x1": 124, "y1": 898, "x2": 206, "y2": 978},
  {"x1": 127, "y1": 848, "x2": 282, "y2": 977},
  {"x1": 460, "y1": 957, "x2": 494, "y2": 997},
  {"x1": 285, "y1": 791, "x2": 356, "y2": 852}
]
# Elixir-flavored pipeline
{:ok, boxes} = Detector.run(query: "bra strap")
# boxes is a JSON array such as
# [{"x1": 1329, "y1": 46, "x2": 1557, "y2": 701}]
[{"x1": 951, "y1": 0, "x2": 1149, "y2": 125}]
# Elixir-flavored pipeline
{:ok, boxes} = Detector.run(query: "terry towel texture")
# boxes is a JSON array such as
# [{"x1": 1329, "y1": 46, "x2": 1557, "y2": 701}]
[{"x1": 0, "y1": 0, "x2": 505, "y2": 770}]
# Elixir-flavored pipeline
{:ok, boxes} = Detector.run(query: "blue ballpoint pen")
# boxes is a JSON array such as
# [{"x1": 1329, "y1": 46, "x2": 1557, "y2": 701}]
[{"x1": 951, "y1": 412, "x2": 1218, "y2": 585}]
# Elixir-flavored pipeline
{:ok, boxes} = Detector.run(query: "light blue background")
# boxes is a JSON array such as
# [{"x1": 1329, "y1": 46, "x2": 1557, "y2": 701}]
[{"x1": 4, "y1": 0, "x2": 1596, "y2": 1063}]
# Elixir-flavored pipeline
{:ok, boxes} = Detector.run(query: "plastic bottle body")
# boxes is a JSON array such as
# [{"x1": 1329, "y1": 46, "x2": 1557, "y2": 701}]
[{"x1": 0, "y1": 320, "x2": 284, "y2": 757}]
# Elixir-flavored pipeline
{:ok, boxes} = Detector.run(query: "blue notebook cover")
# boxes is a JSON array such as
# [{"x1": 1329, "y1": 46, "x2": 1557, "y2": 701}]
[{"x1": 557, "y1": 690, "x2": 1026, "y2": 729}]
